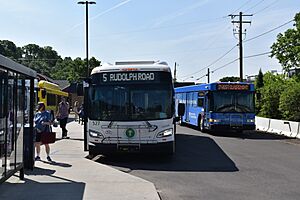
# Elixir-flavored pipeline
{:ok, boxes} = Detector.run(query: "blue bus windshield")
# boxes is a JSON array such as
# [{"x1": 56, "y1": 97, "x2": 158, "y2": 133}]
[
  {"x1": 88, "y1": 84, "x2": 173, "y2": 121},
  {"x1": 210, "y1": 91, "x2": 254, "y2": 113}
]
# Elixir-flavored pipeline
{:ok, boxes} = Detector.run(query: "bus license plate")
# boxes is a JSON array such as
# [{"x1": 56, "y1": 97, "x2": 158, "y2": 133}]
[{"x1": 118, "y1": 145, "x2": 140, "y2": 152}]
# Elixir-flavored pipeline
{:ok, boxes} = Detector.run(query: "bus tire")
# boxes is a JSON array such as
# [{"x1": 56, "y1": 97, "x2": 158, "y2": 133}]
[
  {"x1": 179, "y1": 118, "x2": 184, "y2": 126},
  {"x1": 198, "y1": 116, "x2": 205, "y2": 132},
  {"x1": 88, "y1": 151, "x2": 95, "y2": 159}
]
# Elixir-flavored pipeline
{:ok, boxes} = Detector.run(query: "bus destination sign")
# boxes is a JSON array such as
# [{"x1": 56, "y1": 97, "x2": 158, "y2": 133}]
[
  {"x1": 217, "y1": 84, "x2": 250, "y2": 91},
  {"x1": 103, "y1": 72, "x2": 155, "y2": 82},
  {"x1": 91, "y1": 71, "x2": 172, "y2": 84}
]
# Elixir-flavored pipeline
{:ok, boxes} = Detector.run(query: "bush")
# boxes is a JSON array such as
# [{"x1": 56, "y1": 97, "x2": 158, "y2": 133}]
[
  {"x1": 259, "y1": 72, "x2": 285, "y2": 119},
  {"x1": 279, "y1": 78, "x2": 300, "y2": 121}
]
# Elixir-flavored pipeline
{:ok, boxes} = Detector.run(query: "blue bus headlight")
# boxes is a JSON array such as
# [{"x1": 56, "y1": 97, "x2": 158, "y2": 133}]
[
  {"x1": 89, "y1": 130, "x2": 104, "y2": 139},
  {"x1": 247, "y1": 119, "x2": 255, "y2": 123},
  {"x1": 157, "y1": 128, "x2": 173, "y2": 138},
  {"x1": 209, "y1": 119, "x2": 221, "y2": 123}
]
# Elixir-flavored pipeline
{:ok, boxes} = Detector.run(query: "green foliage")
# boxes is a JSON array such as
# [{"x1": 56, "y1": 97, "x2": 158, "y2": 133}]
[
  {"x1": 254, "y1": 69, "x2": 264, "y2": 114},
  {"x1": 0, "y1": 40, "x2": 22, "y2": 60},
  {"x1": 271, "y1": 12, "x2": 300, "y2": 71},
  {"x1": 219, "y1": 76, "x2": 240, "y2": 82},
  {"x1": 259, "y1": 72, "x2": 285, "y2": 119},
  {"x1": 279, "y1": 78, "x2": 300, "y2": 121},
  {"x1": 256, "y1": 68, "x2": 264, "y2": 89},
  {"x1": 0, "y1": 40, "x2": 101, "y2": 82}
]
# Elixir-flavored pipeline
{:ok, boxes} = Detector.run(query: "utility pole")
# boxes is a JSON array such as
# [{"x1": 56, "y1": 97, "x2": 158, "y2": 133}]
[
  {"x1": 229, "y1": 12, "x2": 252, "y2": 82},
  {"x1": 78, "y1": 1, "x2": 96, "y2": 77},
  {"x1": 78, "y1": 1, "x2": 96, "y2": 152},
  {"x1": 207, "y1": 68, "x2": 210, "y2": 83},
  {"x1": 174, "y1": 62, "x2": 177, "y2": 83}
]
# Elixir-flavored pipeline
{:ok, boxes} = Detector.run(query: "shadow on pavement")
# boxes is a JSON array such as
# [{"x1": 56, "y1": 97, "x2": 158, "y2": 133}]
[
  {"x1": 181, "y1": 124, "x2": 289, "y2": 140},
  {"x1": 0, "y1": 177, "x2": 85, "y2": 200},
  {"x1": 25, "y1": 167, "x2": 56, "y2": 176},
  {"x1": 94, "y1": 133, "x2": 238, "y2": 172},
  {"x1": 210, "y1": 130, "x2": 290, "y2": 140},
  {"x1": 0, "y1": 167, "x2": 86, "y2": 200},
  {"x1": 40, "y1": 160, "x2": 72, "y2": 168}
]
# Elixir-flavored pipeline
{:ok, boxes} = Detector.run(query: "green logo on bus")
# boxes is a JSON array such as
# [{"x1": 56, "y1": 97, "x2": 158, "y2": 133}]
[{"x1": 126, "y1": 128, "x2": 135, "y2": 138}]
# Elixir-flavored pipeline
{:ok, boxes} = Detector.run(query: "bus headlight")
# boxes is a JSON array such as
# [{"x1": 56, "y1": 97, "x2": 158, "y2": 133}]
[
  {"x1": 247, "y1": 119, "x2": 255, "y2": 123},
  {"x1": 157, "y1": 128, "x2": 173, "y2": 138},
  {"x1": 89, "y1": 130, "x2": 104, "y2": 139},
  {"x1": 209, "y1": 119, "x2": 221, "y2": 123}
]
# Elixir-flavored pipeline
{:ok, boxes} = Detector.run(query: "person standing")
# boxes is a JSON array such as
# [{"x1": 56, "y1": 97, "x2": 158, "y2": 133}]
[
  {"x1": 57, "y1": 97, "x2": 69, "y2": 139},
  {"x1": 73, "y1": 101, "x2": 79, "y2": 122},
  {"x1": 34, "y1": 102, "x2": 53, "y2": 161}
]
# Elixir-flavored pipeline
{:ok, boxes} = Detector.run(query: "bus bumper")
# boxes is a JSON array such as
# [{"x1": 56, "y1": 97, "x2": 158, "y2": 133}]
[
  {"x1": 89, "y1": 141, "x2": 174, "y2": 155},
  {"x1": 209, "y1": 124, "x2": 256, "y2": 131}
]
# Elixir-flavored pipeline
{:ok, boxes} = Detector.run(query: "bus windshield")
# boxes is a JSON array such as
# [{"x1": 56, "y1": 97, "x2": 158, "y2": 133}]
[
  {"x1": 210, "y1": 91, "x2": 254, "y2": 113},
  {"x1": 88, "y1": 84, "x2": 173, "y2": 121}
]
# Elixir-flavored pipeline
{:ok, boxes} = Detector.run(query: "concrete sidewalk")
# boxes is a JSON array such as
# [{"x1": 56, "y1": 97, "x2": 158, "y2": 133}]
[{"x1": 0, "y1": 119, "x2": 160, "y2": 200}]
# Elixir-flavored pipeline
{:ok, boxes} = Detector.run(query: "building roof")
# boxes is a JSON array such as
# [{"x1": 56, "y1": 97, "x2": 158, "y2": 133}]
[{"x1": 52, "y1": 80, "x2": 70, "y2": 90}]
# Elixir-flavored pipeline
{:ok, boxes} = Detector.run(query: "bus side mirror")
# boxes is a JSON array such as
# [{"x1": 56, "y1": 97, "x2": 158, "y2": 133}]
[
  {"x1": 178, "y1": 103, "x2": 185, "y2": 116},
  {"x1": 174, "y1": 116, "x2": 180, "y2": 122},
  {"x1": 41, "y1": 90, "x2": 46, "y2": 98}
]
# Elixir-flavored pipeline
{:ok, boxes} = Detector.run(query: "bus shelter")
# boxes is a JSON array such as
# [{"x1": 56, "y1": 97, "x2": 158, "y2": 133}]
[{"x1": 0, "y1": 54, "x2": 36, "y2": 183}]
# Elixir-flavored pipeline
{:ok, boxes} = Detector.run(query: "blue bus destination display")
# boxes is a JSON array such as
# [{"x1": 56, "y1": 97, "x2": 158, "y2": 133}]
[{"x1": 217, "y1": 84, "x2": 250, "y2": 91}]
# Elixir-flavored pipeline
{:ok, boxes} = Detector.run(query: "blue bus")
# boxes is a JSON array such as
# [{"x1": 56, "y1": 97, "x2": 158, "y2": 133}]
[{"x1": 175, "y1": 82, "x2": 255, "y2": 132}]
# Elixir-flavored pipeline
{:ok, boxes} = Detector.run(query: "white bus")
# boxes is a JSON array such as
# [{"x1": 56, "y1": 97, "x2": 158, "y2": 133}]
[{"x1": 84, "y1": 61, "x2": 177, "y2": 155}]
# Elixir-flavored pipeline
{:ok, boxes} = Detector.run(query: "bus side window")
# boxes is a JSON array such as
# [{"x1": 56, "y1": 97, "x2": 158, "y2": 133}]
[
  {"x1": 198, "y1": 98, "x2": 204, "y2": 107},
  {"x1": 41, "y1": 89, "x2": 46, "y2": 99}
]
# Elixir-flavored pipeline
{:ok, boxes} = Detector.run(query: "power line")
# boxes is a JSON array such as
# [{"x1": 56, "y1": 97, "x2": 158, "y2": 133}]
[
  {"x1": 211, "y1": 58, "x2": 239, "y2": 73},
  {"x1": 244, "y1": 0, "x2": 266, "y2": 13},
  {"x1": 230, "y1": 0, "x2": 252, "y2": 15},
  {"x1": 253, "y1": 0, "x2": 280, "y2": 15},
  {"x1": 18, "y1": 58, "x2": 61, "y2": 61},
  {"x1": 179, "y1": 45, "x2": 237, "y2": 79},
  {"x1": 91, "y1": 17, "x2": 227, "y2": 38},
  {"x1": 244, "y1": 19, "x2": 294, "y2": 43},
  {"x1": 244, "y1": 51, "x2": 270, "y2": 59}
]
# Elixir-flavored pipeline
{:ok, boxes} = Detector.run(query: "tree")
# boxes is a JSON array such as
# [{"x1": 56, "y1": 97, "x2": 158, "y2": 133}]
[
  {"x1": 0, "y1": 40, "x2": 101, "y2": 82},
  {"x1": 256, "y1": 68, "x2": 264, "y2": 89},
  {"x1": 0, "y1": 40, "x2": 22, "y2": 60},
  {"x1": 219, "y1": 76, "x2": 240, "y2": 82},
  {"x1": 88, "y1": 56, "x2": 101, "y2": 74},
  {"x1": 271, "y1": 12, "x2": 300, "y2": 71},
  {"x1": 279, "y1": 78, "x2": 300, "y2": 121},
  {"x1": 259, "y1": 72, "x2": 285, "y2": 119},
  {"x1": 255, "y1": 68, "x2": 264, "y2": 114}
]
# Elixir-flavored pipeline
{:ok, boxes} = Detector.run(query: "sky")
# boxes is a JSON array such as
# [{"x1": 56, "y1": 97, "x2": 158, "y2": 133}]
[{"x1": 0, "y1": 0, "x2": 299, "y2": 82}]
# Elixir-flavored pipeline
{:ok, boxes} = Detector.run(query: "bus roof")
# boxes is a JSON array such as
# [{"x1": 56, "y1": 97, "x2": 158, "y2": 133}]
[
  {"x1": 38, "y1": 80, "x2": 68, "y2": 97},
  {"x1": 175, "y1": 82, "x2": 254, "y2": 93},
  {"x1": 91, "y1": 60, "x2": 171, "y2": 74}
]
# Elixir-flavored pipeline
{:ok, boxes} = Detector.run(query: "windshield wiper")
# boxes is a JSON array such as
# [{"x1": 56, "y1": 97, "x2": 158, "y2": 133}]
[
  {"x1": 144, "y1": 121, "x2": 157, "y2": 132},
  {"x1": 235, "y1": 104, "x2": 251, "y2": 112},
  {"x1": 216, "y1": 104, "x2": 234, "y2": 112}
]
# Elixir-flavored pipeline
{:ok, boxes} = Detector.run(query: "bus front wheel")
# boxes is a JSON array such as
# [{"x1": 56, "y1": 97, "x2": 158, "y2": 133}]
[{"x1": 198, "y1": 116, "x2": 205, "y2": 133}]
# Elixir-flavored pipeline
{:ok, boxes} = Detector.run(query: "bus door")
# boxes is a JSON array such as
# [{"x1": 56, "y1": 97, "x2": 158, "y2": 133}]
[
  {"x1": 185, "y1": 93, "x2": 191, "y2": 123},
  {"x1": 204, "y1": 92, "x2": 210, "y2": 125}
]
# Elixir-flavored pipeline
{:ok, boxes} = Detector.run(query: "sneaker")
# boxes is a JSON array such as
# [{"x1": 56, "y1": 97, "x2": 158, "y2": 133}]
[
  {"x1": 47, "y1": 156, "x2": 52, "y2": 162},
  {"x1": 35, "y1": 156, "x2": 41, "y2": 161}
]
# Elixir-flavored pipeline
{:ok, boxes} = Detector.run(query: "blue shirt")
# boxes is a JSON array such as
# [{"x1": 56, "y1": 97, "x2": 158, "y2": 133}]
[{"x1": 34, "y1": 111, "x2": 51, "y2": 132}]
